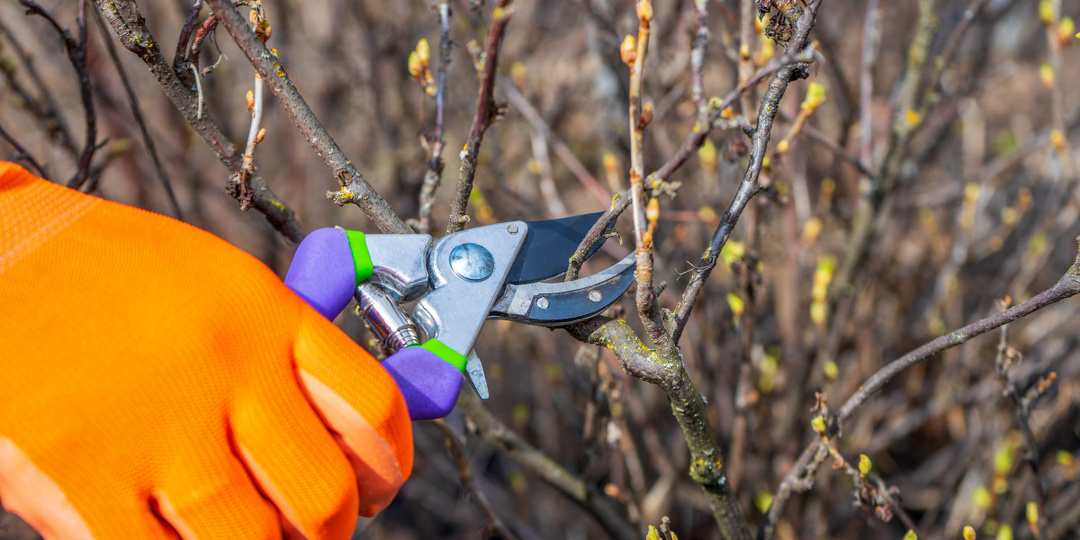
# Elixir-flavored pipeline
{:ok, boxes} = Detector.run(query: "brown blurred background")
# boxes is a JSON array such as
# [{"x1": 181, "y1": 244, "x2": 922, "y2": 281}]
[{"x1": 2, "y1": 0, "x2": 1080, "y2": 538}]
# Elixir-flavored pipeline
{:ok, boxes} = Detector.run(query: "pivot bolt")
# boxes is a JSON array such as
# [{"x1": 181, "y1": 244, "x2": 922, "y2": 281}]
[{"x1": 450, "y1": 243, "x2": 494, "y2": 281}]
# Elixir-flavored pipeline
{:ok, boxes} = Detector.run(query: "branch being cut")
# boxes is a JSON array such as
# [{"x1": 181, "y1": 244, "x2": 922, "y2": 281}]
[{"x1": 446, "y1": 0, "x2": 513, "y2": 235}]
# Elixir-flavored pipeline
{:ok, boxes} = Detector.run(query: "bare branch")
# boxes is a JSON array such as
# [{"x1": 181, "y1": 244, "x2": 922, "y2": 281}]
[
  {"x1": 0, "y1": 120, "x2": 49, "y2": 179},
  {"x1": 0, "y1": 17, "x2": 78, "y2": 157},
  {"x1": 20, "y1": 0, "x2": 98, "y2": 189},
  {"x1": 447, "y1": 0, "x2": 513, "y2": 234},
  {"x1": 416, "y1": 1, "x2": 452, "y2": 235},
  {"x1": 90, "y1": 6, "x2": 183, "y2": 220}
]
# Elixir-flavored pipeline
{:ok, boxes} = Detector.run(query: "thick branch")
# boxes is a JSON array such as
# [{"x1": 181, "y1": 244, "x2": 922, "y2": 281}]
[{"x1": 568, "y1": 316, "x2": 752, "y2": 539}]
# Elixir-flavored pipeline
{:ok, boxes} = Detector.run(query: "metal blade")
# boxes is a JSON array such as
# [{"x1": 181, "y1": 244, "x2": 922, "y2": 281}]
[
  {"x1": 504, "y1": 212, "x2": 608, "y2": 285},
  {"x1": 490, "y1": 253, "x2": 635, "y2": 326},
  {"x1": 464, "y1": 350, "x2": 489, "y2": 399}
]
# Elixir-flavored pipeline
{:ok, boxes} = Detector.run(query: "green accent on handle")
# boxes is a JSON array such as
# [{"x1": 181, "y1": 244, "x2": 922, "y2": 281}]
[
  {"x1": 419, "y1": 339, "x2": 468, "y2": 373},
  {"x1": 344, "y1": 230, "x2": 374, "y2": 285}
]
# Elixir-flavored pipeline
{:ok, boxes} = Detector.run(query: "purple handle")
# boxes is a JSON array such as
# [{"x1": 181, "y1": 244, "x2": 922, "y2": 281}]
[
  {"x1": 286, "y1": 228, "x2": 461, "y2": 420},
  {"x1": 382, "y1": 347, "x2": 463, "y2": 420},
  {"x1": 285, "y1": 228, "x2": 356, "y2": 321}
]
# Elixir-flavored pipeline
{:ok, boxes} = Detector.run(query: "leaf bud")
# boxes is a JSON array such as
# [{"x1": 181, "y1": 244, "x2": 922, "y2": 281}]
[
  {"x1": 1026, "y1": 502, "x2": 1039, "y2": 527},
  {"x1": 416, "y1": 38, "x2": 430, "y2": 66},
  {"x1": 640, "y1": 101, "x2": 654, "y2": 127},
  {"x1": 637, "y1": 0, "x2": 653, "y2": 23},
  {"x1": 621, "y1": 35, "x2": 637, "y2": 66},
  {"x1": 408, "y1": 51, "x2": 423, "y2": 78}
]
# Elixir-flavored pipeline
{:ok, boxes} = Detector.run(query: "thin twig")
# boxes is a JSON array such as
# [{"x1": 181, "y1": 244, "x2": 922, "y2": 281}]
[
  {"x1": 189, "y1": 13, "x2": 218, "y2": 71},
  {"x1": 91, "y1": 6, "x2": 183, "y2": 219},
  {"x1": 172, "y1": 0, "x2": 203, "y2": 88},
  {"x1": 416, "y1": 1, "x2": 451, "y2": 235},
  {"x1": 993, "y1": 307, "x2": 1050, "y2": 536},
  {"x1": 627, "y1": 1, "x2": 669, "y2": 347},
  {"x1": 829, "y1": 0, "x2": 938, "y2": 303},
  {"x1": 799, "y1": 122, "x2": 875, "y2": 178},
  {"x1": 498, "y1": 77, "x2": 610, "y2": 206},
  {"x1": 648, "y1": 45, "x2": 815, "y2": 193},
  {"x1": 566, "y1": 17, "x2": 815, "y2": 288},
  {"x1": 446, "y1": 0, "x2": 513, "y2": 235},
  {"x1": 20, "y1": 0, "x2": 98, "y2": 189},
  {"x1": 0, "y1": 17, "x2": 78, "y2": 157},
  {"x1": 0, "y1": 120, "x2": 49, "y2": 179},
  {"x1": 859, "y1": 0, "x2": 880, "y2": 171}
]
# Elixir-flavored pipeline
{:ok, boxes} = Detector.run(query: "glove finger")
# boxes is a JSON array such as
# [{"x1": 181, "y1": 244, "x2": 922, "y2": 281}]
[
  {"x1": 292, "y1": 307, "x2": 412, "y2": 516},
  {"x1": 0, "y1": 437, "x2": 174, "y2": 540},
  {"x1": 152, "y1": 454, "x2": 280, "y2": 540},
  {"x1": 231, "y1": 375, "x2": 360, "y2": 539}
]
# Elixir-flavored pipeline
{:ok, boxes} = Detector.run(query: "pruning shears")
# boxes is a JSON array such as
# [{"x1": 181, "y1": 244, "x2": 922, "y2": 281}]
[{"x1": 284, "y1": 212, "x2": 635, "y2": 419}]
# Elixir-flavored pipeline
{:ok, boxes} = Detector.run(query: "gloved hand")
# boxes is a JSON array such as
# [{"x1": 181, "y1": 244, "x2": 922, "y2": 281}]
[
  {"x1": 283, "y1": 229, "x2": 466, "y2": 420},
  {"x1": 0, "y1": 162, "x2": 412, "y2": 539}
]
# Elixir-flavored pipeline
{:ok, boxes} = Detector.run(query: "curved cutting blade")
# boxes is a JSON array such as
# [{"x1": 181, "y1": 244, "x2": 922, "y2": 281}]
[
  {"x1": 490, "y1": 253, "x2": 635, "y2": 326},
  {"x1": 505, "y1": 212, "x2": 607, "y2": 285}
]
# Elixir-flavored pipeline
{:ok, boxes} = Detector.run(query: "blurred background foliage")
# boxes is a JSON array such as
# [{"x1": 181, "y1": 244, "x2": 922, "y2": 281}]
[{"x1": 1, "y1": 0, "x2": 1080, "y2": 538}]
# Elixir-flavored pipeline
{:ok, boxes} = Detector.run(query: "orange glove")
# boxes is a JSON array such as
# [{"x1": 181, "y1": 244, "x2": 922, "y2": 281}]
[{"x1": 0, "y1": 162, "x2": 413, "y2": 539}]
